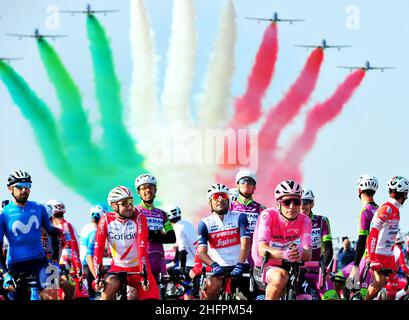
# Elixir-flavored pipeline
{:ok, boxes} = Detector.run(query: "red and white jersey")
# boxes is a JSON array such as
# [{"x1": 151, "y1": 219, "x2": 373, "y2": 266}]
[
  {"x1": 93, "y1": 211, "x2": 150, "y2": 273},
  {"x1": 197, "y1": 211, "x2": 249, "y2": 267},
  {"x1": 53, "y1": 219, "x2": 82, "y2": 272},
  {"x1": 367, "y1": 198, "x2": 401, "y2": 258}
]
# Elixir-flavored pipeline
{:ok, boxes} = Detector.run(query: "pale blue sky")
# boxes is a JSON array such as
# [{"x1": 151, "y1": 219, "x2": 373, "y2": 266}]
[{"x1": 0, "y1": 0, "x2": 408, "y2": 249}]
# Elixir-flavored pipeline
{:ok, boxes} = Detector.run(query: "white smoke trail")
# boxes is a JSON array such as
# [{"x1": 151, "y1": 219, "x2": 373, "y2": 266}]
[
  {"x1": 196, "y1": 0, "x2": 236, "y2": 129},
  {"x1": 129, "y1": 0, "x2": 160, "y2": 154},
  {"x1": 161, "y1": 0, "x2": 197, "y2": 129}
]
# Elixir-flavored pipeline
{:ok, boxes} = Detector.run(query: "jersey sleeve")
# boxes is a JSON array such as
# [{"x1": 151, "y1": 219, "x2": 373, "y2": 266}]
[
  {"x1": 359, "y1": 207, "x2": 372, "y2": 236},
  {"x1": 321, "y1": 216, "x2": 332, "y2": 242},
  {"x1": 367, "y1": 205, "x2": 389, "y2": 259},
  {"x1": 238, "y1": 213, "x2": 250, "y2": 238},
  {"x1": 67, "y1": 222, "x2": 82, "y2": 271},
  {"x1": 301, "y1": 215, "x2": 312, "y2": 249},
  {"x1": 93, "y1": 215, "x2": 108, "y2": 276},
  {"x1": 40, "y1": 205, "x2": 54, "y2": 233},
  {"x1": 256, "y1": 210, "x2": 272, "y2": 243},
  {"x1": 86, "y1": 230, "x2": 96, "y2": 257},
  {"x1": 197, "y1": 221, "x2": 209, "y2": 247},
  {"x1": 137, "y1": 213, "x2": 151, "y2": 274},
  {"x1": 0, "y1": 211, "x2": 4, "y2": 242}
]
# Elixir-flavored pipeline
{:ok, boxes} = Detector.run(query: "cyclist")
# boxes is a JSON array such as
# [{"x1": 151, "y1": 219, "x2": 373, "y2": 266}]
[
  {"x1": 342, "y1": 174, "x2": 379, "y2": 298},
  {"x1": 80, "y1": 205, "x2": 106, "y2": 299},
  {"x1": 0, "y1": 170, "x2": 61, "y2": 300},
  {"x1": 134, "y1": 174, "x2": 176, "y2": 283},
  {"x1": 229, "y1": 169, "x2": 265, "y2": 269},
  {"x1": 93, "y1": 186, "x2": 159, "y2": 300},
  {"x1": 365, "y1": 176, "x2": 409, "y2": 300},
  {"x1": 300, "y1": 188, "x2": 337, "y2": 300},
  {"x1": 252, "y1": 180, "x2": 313, "y2": 300},
  {"x1": 197, "y1": 183, "x2": 251, "y2": 300}
]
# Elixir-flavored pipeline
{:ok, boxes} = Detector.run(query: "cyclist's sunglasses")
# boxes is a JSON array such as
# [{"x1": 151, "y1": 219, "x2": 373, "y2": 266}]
[
  {"x1": 118, "y1": 199, "x2": 134, "y2": 207},
  {"x1": 301, "y1": 199, "x2": 313, "y2": 205},
  {"x1": 280, "y1": 198, "x2": 301, "y2": 206},
  {"x1": 13, "y1": 182, "x2": 32, "y2": 190},
  {"x1": 211, "y1": 193, "x2": 229, "y2": 201},
  {"x1": 238, "y1": 177, "x2": 256, "y2": 185}
]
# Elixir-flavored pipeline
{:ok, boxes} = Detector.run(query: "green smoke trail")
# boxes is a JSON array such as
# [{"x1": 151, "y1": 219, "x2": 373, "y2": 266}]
[
  {"x1": 86, "y1": 15, "x2": 142, "y2": 167},
  {"x1": 0, "y1": 61, "x2": 74, "y2": 185},
  {"x1": 37, "y1": 39, "x2": 102, "y2": 173}
]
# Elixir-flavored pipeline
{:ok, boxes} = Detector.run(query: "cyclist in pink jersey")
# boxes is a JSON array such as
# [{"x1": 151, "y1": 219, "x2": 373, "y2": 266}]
[
  {"x1": 251, "y1": 180, "x2": 312, "y2": 300},
  {"x1": 134, "y1": 174, "x2": 176, "y2": 284},
  {"x1": 93, "y1": 186, "x2": 159, "y2": 300},
  {"x1": 365, "y1": 176, "x2": 409, "y2": 300}
]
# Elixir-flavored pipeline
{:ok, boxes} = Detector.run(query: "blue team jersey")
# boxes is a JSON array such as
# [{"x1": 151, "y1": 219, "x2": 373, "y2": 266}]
[
  {"x1": 82, "y1": 228, "x2": 96, "y2": 266},
  {"x1": 0, "y1": 201, "x2": 54, "y2": 264}
]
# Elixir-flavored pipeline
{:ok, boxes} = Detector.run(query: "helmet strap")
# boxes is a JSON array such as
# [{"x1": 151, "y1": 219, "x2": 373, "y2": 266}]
[{"x1": 11, "y1": 193, "x2": 27, "y2": 206}]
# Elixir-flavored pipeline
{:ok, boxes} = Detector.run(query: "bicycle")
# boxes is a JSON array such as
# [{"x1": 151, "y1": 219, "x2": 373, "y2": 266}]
[
  {"x1": 158, "y1": 270, "x2": 200, "y2": 300},
  {"x1": 200, "y1": 267, "x2": 253, "y2": 300},
  {"x1": 96, "y1": 263, "x2": 148, "y2": 300},
  {"x1": 7, "y1": 272, "x2": 42, "y2": 300}
]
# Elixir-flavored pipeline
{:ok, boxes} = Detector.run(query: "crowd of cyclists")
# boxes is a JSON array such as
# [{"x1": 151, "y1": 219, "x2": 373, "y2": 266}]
[{"x1": 0, "y1": 168, "x2": 409, "y2": 301}]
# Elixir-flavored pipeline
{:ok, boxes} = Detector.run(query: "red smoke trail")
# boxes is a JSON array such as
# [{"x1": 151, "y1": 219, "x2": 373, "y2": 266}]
[
  {"x1": 259, "y1": 69, "x2": 366, "y2": 204},
  {"x1": 231, "y1": 23, "x2": 278, "y2": 127}
]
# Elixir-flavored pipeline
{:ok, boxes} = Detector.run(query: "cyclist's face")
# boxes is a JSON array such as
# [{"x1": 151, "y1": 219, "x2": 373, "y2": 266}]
[
  {"x1": 138, "y1": 184, "x2": 156, "y2": 203},
  {"x1": 9, "y1": 183, "x2": 31, "y2": 203},
  {"x1": 113, "y1": 198, "x2": 134, "y2": 218},
  {"x1": 300, "y1": 200, "x2": 314, "y2": 217},
  {"x1": 210, "y1": 194, "x2": 229, "y2": 214},
  {"x1": 237, "y1": 178, "x2": 256, "y2": 197},
  {"x1": 278, "y1": 196, "x2": 301, "y2": 220}
]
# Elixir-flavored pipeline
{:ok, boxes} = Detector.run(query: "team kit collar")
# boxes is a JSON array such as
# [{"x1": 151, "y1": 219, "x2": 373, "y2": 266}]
[
  {"x1": 139, "y1": 201, "x2": 155, "y2": 210},
  {"x1": 388, "y1": 197, "x2": 402, "y2": 209},
  {"x1": 238, "y1": 195, "x2": 253, "y2": 206}
]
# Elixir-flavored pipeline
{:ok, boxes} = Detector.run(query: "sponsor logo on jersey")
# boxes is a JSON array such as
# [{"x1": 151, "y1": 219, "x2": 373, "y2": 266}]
[
  {"x1": 146, "y1": 217, "x2": 163, "y2": 230},
  {"x1": 11, "y1": 215, "x2": 39, "y2": 236},
  {"x1": 208, "y1": 228, "x2": 240, "y2": 248},
  {"x1": 108, "y1": 231, "x2": 137, "y2": 241}
]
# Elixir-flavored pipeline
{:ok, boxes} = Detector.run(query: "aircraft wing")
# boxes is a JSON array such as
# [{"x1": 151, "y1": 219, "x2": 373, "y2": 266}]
[
  {"x1": 245, "y1": 17, "x2": 272, "y2": 22},
  {"x1": 91, "y1": 10, "x2": 119, "y2": 13},
  {"x1": 281, "y1": 19, "x2": 305, "y2": 22},
  {"x1": 338, "y1": 66, "x2": 360, "y2": 70},
  {"x1": 327, "y1": 45, "x2": 353, "y2": 48},
  {"x1": 6, "y1": 33, "x2": 34, "y2": 38},
  {"x1": 294, "y1": 45, "x2": 318, "y2": 48}
]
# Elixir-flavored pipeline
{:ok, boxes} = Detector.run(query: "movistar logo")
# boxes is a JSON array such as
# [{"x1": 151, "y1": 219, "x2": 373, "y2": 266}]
[{"x1": 11, "y1": 215, "x2": 39, "y2": 236}]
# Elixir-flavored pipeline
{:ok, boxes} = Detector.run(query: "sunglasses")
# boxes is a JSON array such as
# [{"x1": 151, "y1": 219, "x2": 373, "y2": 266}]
[
  {"x1": 117, "y1": 199, "x2": 134, "y2": 207},
  {"x1": 280, "y1": 198, "x2": 301, "y2": 206},
  {"x1": 301, "y1": 199, "x2": 313, "y2": 205},
  {"x1": 211, "y1": 193, "x2": 229, "y2": 201},
  {"x1": 13, "y1": 182, "x2": 32, "y2": 190},
  {"x1": 238, "y1": 177, "x2": 256, "y2": 185}
]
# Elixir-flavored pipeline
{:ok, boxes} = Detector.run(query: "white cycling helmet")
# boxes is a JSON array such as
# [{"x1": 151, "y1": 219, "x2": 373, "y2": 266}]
[
  {"x1": 165, "y1": 204, "x2": 182, "y2": 220},
  {"x1": 89, "y1": 205, "x2": 108, "y2": 220},
  {"x1": 207, "y1": 183, "x2": 229, "y2": 200},
  {"x1": 46, "y1": 199, "x2": 66, "y2": 214},
  {"x1": 301, "y1": 189, "x2": 315, "y2": 201},
  {"x1": 235, "y1": 169, "x2": 257, "y2": 184},
  {"x1": 7, "y1": 170, "x2": 32, "y2": 187},
  {"x1": 229, "y1": 188, "x2": 239, "y2": 202},
  {"x1": 387, "y1": 176, "x2": 409, "y2": 193},
  {"x1": 135, "y1": 173, "x2": 157, "y2": 189},
  {"x1": 356, "y1": 174, "x2": 378, "y2": 192},
  {"x1": 274, "y1": 180, "x2": 303, "y2": 200},
  {"x1": 107, "y1": 186, "x2": 133, "y2": 205}
]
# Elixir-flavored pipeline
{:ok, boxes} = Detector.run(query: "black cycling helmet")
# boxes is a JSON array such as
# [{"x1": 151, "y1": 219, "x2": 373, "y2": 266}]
[{"x1": 7, "y1": 170, "x2": 32, "y2": 187}]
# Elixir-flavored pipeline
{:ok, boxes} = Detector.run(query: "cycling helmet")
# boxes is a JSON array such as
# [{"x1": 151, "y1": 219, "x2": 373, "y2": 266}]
[
  {"x1": 387, "y1": 176, "x2": 409, "y2": 193},
  {"x1": 301, "y1": 189, "x2": 315, "y2": 201},
  {"x1": 46, "y1": 199, "x2": 66, "y2": 214},
  {"x1": 7, "y1": 170, "x2": 32, "y2": 187},
  {"x1": 235, "y1": 169, "x2": 257, "y2": 184},
  {"x1": 229, "y1": 188, "x2": 239, "y2": 202},
  {"x1": 207, "y1": 183, "x2": 229, "y2": 200},
  {"x1": 356, "y1": 174, "x2": 378, "y2": 192},
  {"x1": 165, "y1": 204, "x2": 182, "y2": 220},
  {"x1": 89, "y1": 205, "x2": 108, "y2": 220},
  {"x1": 274, "y1": 180, "x2": 303, "y2": 200},
  {"x1": 135, "y1": 173, "x2": 157, "y2": 189},
  {"x1": 107, "y1": 186, "x2": 133, "y2": 205}
]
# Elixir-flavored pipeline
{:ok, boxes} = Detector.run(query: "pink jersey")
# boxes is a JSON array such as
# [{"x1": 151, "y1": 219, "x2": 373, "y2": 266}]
[{"x1": 251, "y1": 208, "x2": 312, "y2": 267}]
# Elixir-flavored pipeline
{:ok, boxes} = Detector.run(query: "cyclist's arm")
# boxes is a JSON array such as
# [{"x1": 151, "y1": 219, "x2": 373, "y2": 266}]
[
  {"x1": 238, "y1": 213, "x2": 250, "y2": 263},
  {"x1": 299, "y1": 215, "x2": 313, "y2": 262},
  {"x1": 41, "y1": 205, "x2": 62, "y2": 261},
  {"x1": 0, "y1": 242, "x2": 7, "y2": 274},
  {"x1": 353, "y1": 234, "x2": 368, "y2": 266},
  {"x1": 321, "y1": 217, "x2": 333, "y2": 266},
  {"x1": 67, "y1": 222, "x2": 82, "y2": 273},
  {"x1": 137, "y1": 213, "x2": 152, "y2": 274},
  {"x1": 93, "y1": 215, "x2": 108, "y2": 277},
  {"x1": 367, "y1": 208, "x2": 388, "y2": 260},
  {"x1": 197, "y1": 221, "x2": 214, "y2": 266},
  {"x1": 258, "y1": 241, "x2": 284, "y2": 259},
  {"x1": 86, "y1": 231, "x2": 96, "y2": 277}
]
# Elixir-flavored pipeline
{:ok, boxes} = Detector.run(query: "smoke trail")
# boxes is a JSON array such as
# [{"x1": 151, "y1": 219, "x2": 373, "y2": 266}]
[
  {"x1": 87, "y1": 15, "x2": 142, "y2": 166},
  {"x1": 37, "y1": 39, "x2": 101, "y2": 171},
  {"x1": 0, "y1": 62, "x2": 73, "y2": 184},
  {"x1": 129, "y1": 0, "x2": 159, "y2": 154},
  {"x1": 197, "y1": 0, "x2": 236, "y2": 128},
  {"x1": 161, "y1": 0, "x2": 196, "y2": 129},
  {"x1": 258, "y1": 48, "x2": 324, "y2": 151},
  {"x1": 280, "y1": 69, "x2": 365, "y2": 167},
  {"x1": 231, "y1": 23, "x2": 278, "y2": 127},
  {"x1": 257, "y1": 69, "x2": 366, "y2": 205}
]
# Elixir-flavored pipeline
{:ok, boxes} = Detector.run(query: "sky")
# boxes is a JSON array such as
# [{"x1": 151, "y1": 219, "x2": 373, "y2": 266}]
[{"x1": 0, "y1": 0, "x2": 408, "y2": 250}]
